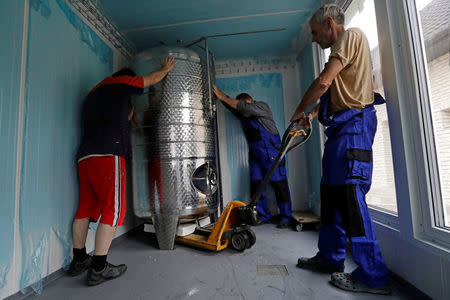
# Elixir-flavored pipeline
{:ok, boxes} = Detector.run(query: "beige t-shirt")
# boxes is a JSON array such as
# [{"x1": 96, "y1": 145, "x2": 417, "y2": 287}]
[{"x1": 328, "y1": 27, "x2": 374, "y2": 113}]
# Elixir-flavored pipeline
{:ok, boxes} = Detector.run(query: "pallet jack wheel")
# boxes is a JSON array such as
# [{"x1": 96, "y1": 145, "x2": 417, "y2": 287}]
[
  {"x1": 231, "y1": 232, "x2": 250, "y2": 252},
  {"x1": 295, "y1": 224, "x2": 303, "y2": 232},
  {"x1": 245, "y1": 229, "x2": 256, "y2": 247}
]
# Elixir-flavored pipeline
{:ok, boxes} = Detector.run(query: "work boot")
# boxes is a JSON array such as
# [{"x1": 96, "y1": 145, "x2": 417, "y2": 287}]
[
  {"x1": 297, "y1": 252, "x2": 344, "y2": 273},
  {"x1": 86, "y1": 262, "x2": 127, "y2": 286},
  {"x1": 67, "y1": 256, "x2": 91, "y2": 276}
]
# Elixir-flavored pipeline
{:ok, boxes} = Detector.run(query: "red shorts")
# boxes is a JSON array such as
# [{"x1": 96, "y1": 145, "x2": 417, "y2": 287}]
[{"x1": 75, "y1": 156, "x2": 126, "y2": 226}]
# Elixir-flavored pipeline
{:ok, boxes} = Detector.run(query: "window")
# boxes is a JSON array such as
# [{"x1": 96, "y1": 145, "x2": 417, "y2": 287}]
[
  {"x1": 344, "y1": 0, "x2": 398, "y2": 214},
  {"x1": 413, "y1": 0, "x2": 450, "y2": 228}
]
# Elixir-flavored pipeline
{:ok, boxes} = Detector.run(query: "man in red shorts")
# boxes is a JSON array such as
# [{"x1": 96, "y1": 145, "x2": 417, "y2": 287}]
[{"x1": 68, "y1": 56, "x2": 175, "y2": 286}]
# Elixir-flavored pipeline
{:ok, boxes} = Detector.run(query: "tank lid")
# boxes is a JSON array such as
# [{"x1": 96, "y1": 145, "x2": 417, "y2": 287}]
[{"x1": 135, "y1": 46, "x2": 201, "y2": 62}]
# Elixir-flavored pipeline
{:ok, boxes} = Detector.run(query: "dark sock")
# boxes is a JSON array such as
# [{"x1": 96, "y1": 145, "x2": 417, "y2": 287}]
[
  {"x1": 92, "y1": 255, "x2": 107, "y2": 272},
  {"x1": 73, "y1": 247, "x2": 89, "y2": 262}
]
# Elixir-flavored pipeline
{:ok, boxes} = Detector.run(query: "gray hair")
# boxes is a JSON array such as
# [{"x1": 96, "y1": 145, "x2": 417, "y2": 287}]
[{"x1": 310, "y1": 4, "x2": 345, "y2": 25}]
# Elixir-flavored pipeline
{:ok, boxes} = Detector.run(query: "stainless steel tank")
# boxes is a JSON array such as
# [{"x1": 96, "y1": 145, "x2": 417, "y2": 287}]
[{"x1": 131, "y1": 46, "x2": 218, "y2": 250}]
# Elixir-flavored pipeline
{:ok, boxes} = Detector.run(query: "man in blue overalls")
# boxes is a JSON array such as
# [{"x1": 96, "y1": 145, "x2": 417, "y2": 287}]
[
  {"x1": 213, "y1": 85, "x2": 293, "y2": 228},
  {"x1": 290, "y1": 4, "x2": 390, "y2": 295}
]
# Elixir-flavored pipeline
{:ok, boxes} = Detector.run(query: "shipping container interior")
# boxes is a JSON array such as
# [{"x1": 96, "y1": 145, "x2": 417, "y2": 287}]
[{"x1": 1, "y1": 0, "x2": 449, "y2": 299}]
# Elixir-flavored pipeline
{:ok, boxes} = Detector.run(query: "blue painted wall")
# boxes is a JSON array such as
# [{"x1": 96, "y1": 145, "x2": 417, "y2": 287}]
[
  {"x1": 215, "y1": 73, "x2": 285, "y2": 214},
  {"x1": 0, "y1": 0, "x2": 113, "y2": 295},
  {"x1": 0, "y1": 0, "x2": 25, "y2": 290}
]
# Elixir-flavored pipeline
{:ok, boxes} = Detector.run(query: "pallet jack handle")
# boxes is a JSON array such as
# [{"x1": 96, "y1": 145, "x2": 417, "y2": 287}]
[{"x1": 248, "y1": 120, "x2": 312, "y2": 208}]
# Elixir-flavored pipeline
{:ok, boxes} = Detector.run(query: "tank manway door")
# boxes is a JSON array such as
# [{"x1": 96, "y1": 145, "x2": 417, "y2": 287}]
[{"x1": 191, "y1": 162, "x2": 217, "y2": 196}]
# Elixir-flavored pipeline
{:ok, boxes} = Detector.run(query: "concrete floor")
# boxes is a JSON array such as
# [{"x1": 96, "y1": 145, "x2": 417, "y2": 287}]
[{"x1": 25, "y1": 224, "x2": 427, "y2": 300}]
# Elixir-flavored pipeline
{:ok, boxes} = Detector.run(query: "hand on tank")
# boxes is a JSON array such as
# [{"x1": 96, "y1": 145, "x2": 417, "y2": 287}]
[
  {"x1": 142, "y1": 56, "x2": 176, "y2": 87},
  {"x1": 161, "y1": 56, "x2": 176, "y2": 73},
  {"x1": 212, "y1": 85, "x2": 226, "y2": 101}
]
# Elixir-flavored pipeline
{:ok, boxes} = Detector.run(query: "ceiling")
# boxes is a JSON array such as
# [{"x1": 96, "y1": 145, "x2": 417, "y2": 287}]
[{"x1": 97, "y1": 0, "x2": 319, "y2": 60}]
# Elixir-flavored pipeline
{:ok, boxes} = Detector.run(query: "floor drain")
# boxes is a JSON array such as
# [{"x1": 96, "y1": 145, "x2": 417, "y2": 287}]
[{"x1": 257, "y1": 265, "x2": 289, "y2": 276}]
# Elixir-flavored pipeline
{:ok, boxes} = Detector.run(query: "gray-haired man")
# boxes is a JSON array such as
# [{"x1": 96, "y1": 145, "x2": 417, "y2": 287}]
[{"x1": 292, "y1": 4, "x2": 390, "y2": 295}]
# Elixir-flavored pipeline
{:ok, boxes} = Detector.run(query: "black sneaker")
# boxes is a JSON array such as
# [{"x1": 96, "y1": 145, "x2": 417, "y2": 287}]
[
  {"x1": 297, "y1": 252, "x2": 344, "y2": 273},
  {"x1": 68, "y1": 256, "x2": 91, "y2": 276},
  {"x1": 86, "y1": 262, "x2": 127, "y2": 286}
]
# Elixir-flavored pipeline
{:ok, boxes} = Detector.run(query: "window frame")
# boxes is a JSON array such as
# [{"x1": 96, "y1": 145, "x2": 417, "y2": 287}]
[
  {"x1": 402, "y1": 0, "x2": 450, "y2": 243},
  {"x1": 341, "y1": 0, "x2": 401, "y2": 228},
  {"x1": 311, "y1": 43, "x2": 326, "y2": 154},
  {"x1": 373, "y1": 0, "x2": 450, "y2": 247}
]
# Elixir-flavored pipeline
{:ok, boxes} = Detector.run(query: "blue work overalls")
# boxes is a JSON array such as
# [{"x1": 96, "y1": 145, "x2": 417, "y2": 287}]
[
  {"x1": 242, "y1": 118, "x2": 292, "y2": 223},
  {"x1": 317, "y1": 90, "x2": 388, "y2": 287}
]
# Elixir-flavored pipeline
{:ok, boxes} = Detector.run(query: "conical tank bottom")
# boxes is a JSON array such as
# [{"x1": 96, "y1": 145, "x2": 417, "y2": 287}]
[{"x1": 152, "y1": 213, "x2": 179, "y2": 250}]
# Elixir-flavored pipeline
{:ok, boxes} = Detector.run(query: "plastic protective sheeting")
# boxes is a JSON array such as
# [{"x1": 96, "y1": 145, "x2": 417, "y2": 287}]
[
  {"x1": 297, "y1": 45, "x2": 322, "y2": 216},
  {"x1": 29, "y1": 0, "x2": 112, "y2": 66},
  {"x1": 55, "y1": 0, "x2": 113, "y2": 66},
  {"x1": 215, "y1": 73, "x2": 285, "y2": 214},
  {"x1": 19, "y1": 231, "x2": 48, "y2": 294},
  {"x1": 16, "y1": 0, "x2": 113, "y2": 294},
  {"x1": 0, "y1": 0, "x2": 26, "y2": 291}
]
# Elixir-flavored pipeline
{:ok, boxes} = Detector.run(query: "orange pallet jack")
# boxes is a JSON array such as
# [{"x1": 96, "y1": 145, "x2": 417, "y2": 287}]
[{"x1": 176, "y1": 121, "x2": 312, "y2": 252}]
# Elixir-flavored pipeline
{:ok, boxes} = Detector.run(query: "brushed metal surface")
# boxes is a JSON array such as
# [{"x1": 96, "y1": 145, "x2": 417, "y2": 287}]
[
  {"x1": 133, "y1": 123, "x2": 214, "y2": 144},
  {"x1": 132, "y1": 46, "x2": 217, "y2": 249}
]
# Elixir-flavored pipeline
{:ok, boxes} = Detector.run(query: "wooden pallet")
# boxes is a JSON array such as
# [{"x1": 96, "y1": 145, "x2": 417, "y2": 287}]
[{"x1": 292, "y1": 211, "x2": 320, "y2": 231}]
